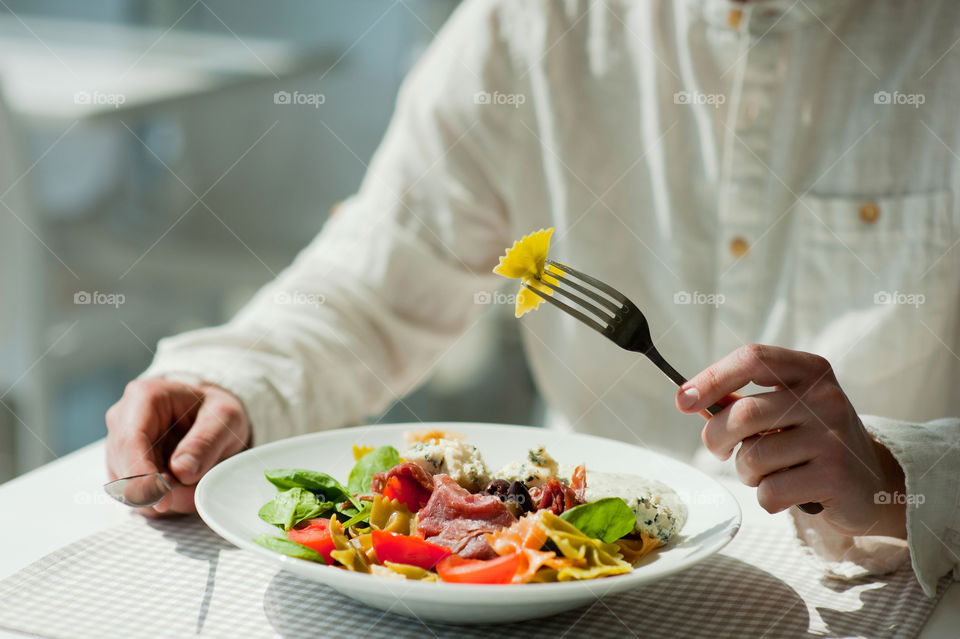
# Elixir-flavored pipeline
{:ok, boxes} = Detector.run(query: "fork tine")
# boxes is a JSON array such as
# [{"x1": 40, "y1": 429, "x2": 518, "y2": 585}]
[
  {"x1": 546, "y1": 260, "x2": 629, "y2": 305},
  {"x1": 522, "y1": 283, "x2": 606, "y2": 334},
  {"x1": 545, "y1": 278, "x2": 616, "y2": 323},
  {"x1": 545, "y1": 269, "x2": 622, "y2": 315}
]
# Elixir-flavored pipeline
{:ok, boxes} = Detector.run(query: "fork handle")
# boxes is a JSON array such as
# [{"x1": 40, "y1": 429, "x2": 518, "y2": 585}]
[
  {"x1": 643, "y1": 346, "x2": 727, "y2": 413},
  {"x1": 643, "y1": 345, "x2": 824, "y2": 515}
]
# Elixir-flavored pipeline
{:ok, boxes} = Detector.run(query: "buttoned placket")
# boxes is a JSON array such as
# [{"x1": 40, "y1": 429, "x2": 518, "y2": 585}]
[{"x1": 711, "y1": 3, "x2": 786, "y2": 362}]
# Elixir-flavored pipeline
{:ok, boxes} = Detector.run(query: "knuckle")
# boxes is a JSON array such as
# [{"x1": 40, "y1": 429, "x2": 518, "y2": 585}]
[
  {"x1": 701, "y1": 422, "x2": 722, "y2": 455},
  {"x1": 104, "y1": 403, "x2": 120, "y2": 429},
  {"x1": 735, "y1": 457, "x2": 761, "y2": 487},
  {"x1": 184, "y1": 429, "x2": 220, "y2": 454},
  {"x1": 729, "y1": 397, "x2": 763, "y2": 427},
  {"x1": 812, "y1": 383, "x2": 848, "y2": 418},
  {"x1": 736, "y1": 439, "x2": 764, "y2": 485},
  {"x1": 207, "y1": 401, "x2": 241, "y2": 428},
  {"x1": 123, "y1": 379, "x2": 145, "y2": 396},
  {"x1": 739, "y1": 438, "x2": 760, "y2": 467},
  {"x1": 741, "y1": 343, "x2": 768, "y2": 365},
  {"x1": 700, "y1": 424, "x2": 714, "y2": 450},
  {"x1": 807, "y1": 353, "x2": 833, "y2": 376},
  {"x1": 755, "y1": 480, "x2": 782, "y2": 514},
  {"x1": 126, "y1": 378, "x2": 162, "y2": 404},
  {"x1": 697, "y1": 365, "x2": 722, "y2": 392}
]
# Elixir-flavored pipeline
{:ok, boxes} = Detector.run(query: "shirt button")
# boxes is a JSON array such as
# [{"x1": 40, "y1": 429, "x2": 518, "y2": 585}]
[
  {"x1": 729, "y1": 236, "x2": 750, "y2": 258},
  {"x1": 859, "y1": 202, "x2": 880, "y2": 224},
  {"x1": 727, "y1": 9, "x2": 743, "y2": 28}
]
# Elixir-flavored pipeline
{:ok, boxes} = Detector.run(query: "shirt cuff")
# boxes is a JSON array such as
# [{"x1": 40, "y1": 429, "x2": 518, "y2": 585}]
[
  {"x1": 863, "y1": 415, "x2": 960, "y2": 596},
  {"x1": 791, "y1": 415, "x2": 960, "y2": 596}
]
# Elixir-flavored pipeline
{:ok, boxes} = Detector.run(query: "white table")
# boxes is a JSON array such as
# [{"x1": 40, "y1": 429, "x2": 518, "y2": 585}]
[{"x1": 0, "y1": 440, "x2": 956, "y2": 638}]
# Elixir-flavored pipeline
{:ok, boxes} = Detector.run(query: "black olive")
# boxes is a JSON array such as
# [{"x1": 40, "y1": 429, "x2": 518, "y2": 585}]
[
  {"x1": 483, "y1": 479, "x2": 510, "y2": 498},
  {"x1": 506, "y1": 481, "x2": 534, "y2": 514}
]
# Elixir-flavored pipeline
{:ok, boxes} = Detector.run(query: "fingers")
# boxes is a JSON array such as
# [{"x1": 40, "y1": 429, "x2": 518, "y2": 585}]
[
  {"x1": 677, "y1": 344, "x2": 834, "y2": 414},
  {"x1": 734, "y1": 427, "x2": 820, "y2": 487},
  {"x1": 105, "y1": 379, "x2": 251, "y2": 517},
  {"x1": 150, "y1": 483, "x2": 197, "y2": 515},
  {"x1": 701, "y1": 390, "x2": 811, "y2": 458},
  {"x1": 105, "y1": 379, "x2": 204, "y2": 481},
  {"x1": 755, "y1": 461, "x2": 831, "y2": 514},
  {"x1": 168, "y1": 391, "x2": 249, "y2": 486}
]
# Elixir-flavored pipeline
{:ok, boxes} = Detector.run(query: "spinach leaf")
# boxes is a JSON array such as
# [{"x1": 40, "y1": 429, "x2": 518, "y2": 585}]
[
  {"x1": 264, "y1": 468, "x2": 361, "y2": 510},
  {"x1": 258, "y1": 487, "x2": 332, "y2": 530},
  {"x1": 346, "y1": 445, "x2": 401, "y2": 494},
  {"x1": 253, "y1": 534, "x2": 326, "y2": 563},
  {"x1": 339, "y1": 501, "x2": 373, "y2": 529},
  {"x1": 559, "y1": 497, "x2": 636, "y2": 543},
  {"x1": 336, "y1": 504, "x2": 358, "y2": 517}
]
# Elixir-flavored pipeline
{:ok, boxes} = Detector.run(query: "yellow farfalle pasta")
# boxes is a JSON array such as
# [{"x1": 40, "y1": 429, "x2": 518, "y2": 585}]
[
  {"x1": 615, "y1": 534, "x2": 663, "y2": 565},
  {"x1": 536, "y1": 511, "x2": 632, "y2": 581},
  {"x1": 382, "y1": 561, "x2": 439, "y2": 581},
  {"x1": 369, "y1": 495, "x2": 415, "y2": 535},
  {"x1": 369, "y1": 565, "x2": 406, "y2": 580},
  {"x1": 328, "y1": 518, "x2": 369, "y2": 573},
  {"x1": 492, "y1": 227, "x2": 564, "y2": 318},
  {"x1": 350, "y1": 531, "x2": 378, "y2": 563},
  {"x1": 352, "y1": 444, "x2": 374, "y2": 461}
]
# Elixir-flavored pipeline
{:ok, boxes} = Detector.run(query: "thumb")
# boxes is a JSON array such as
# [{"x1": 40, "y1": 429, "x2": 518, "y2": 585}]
[{"x1": 169, "y1": 398, "x2": 247, "y2": 485}]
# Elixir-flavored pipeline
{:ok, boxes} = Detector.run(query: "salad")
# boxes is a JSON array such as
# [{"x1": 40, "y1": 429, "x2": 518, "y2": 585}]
[{"x1": 253, "y1": 430, "x2": 687, "y2": 584}]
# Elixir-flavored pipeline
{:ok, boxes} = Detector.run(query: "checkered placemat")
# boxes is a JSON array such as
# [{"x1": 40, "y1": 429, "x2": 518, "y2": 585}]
[{"x1": 0, "y1": 511, "x2": 948, "y2": 639}]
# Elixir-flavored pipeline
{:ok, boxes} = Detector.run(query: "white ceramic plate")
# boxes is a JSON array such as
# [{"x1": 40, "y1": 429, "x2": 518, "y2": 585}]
[{"x1": 196, "y1": 422, "x2": 741, "y2": 624}]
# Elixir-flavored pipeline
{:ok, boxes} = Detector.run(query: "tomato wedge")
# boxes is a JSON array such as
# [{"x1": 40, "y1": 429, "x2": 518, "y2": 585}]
[
  {"x1": 286, "y1": 518, "x2": 335, "y2": 563},
  {"x1": 435, "y1": 552, "x2": 522, "y2": 584},
  {"x1": 370, "y1": 529, "x2": 451, "y2": 570},
  {"x1": 380, "y1": 475, "x2": 432, "y2": 512}
]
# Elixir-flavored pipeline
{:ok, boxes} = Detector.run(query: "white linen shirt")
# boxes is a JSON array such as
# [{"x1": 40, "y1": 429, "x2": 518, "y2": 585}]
[{"x1": 142, "y1": 0, "x2": 960, "y2": 595}]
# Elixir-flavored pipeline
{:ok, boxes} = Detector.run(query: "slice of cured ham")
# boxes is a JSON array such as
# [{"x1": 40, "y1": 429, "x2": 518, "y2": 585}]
[
  {"x1": 416, "y1": 475, "x2": 516, "y2": 559},
  {"x1": 371, "y1": 462, "x2": 435, "y2": 510}
]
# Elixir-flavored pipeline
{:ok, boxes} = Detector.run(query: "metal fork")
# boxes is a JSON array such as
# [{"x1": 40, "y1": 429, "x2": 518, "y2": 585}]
[{"x1": 524, "y1": 259, "x2": 824, "y2": 515}]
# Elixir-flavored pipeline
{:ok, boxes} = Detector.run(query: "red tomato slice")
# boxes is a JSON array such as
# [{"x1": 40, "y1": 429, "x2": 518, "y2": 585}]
[
  {"x1": 370, "y1": 529, "x2": 451, "y2": 570},
  {"x1": 286, "y1": 518, "x2": 335, "y2": 564},
  {"x1": 380, "y1": 475, "x2": 431, "y2": 512},
  {"x1": 435, "y1": 553, "x2": 522, "y2": 584}
]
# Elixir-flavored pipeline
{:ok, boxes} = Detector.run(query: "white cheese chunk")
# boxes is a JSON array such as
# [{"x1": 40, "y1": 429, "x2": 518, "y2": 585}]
[
  {"x1": 571, "y1": 468, "x2": 688, "y2": 544},
  {"x1": 495, "y1": 445, "x2": 560, "y2": 488},
  {"x1": 403, "y1": 438, "x2": 490, "y2": 492}
]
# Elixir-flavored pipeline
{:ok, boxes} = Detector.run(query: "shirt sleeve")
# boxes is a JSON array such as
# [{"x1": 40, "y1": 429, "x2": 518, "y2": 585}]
[
  {"x1": 791, "y1": 415, "x2": 960, "y2": 597},
  {"x1": 139, "y1": 0, "x2": 517, "y2": 446}
]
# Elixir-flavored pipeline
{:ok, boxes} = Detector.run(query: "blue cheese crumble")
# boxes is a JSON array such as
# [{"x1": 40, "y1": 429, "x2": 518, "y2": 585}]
[
  {"x1": 495, "y1": 445, "x2": 560, "y2": 488},
  {"x1": 403, "y1": 438, "x2": 490, "y2": 492}
]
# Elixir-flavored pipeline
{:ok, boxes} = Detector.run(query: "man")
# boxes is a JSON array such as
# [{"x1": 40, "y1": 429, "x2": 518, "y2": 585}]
[{"x1": 105, "y1": 0, "x2": 959, "y2": 595}]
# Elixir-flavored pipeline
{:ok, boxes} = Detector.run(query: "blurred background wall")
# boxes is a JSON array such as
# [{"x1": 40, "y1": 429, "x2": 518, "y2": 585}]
[{"x1": 0, "y1": 0, "x2": 540, "y2": 481}]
